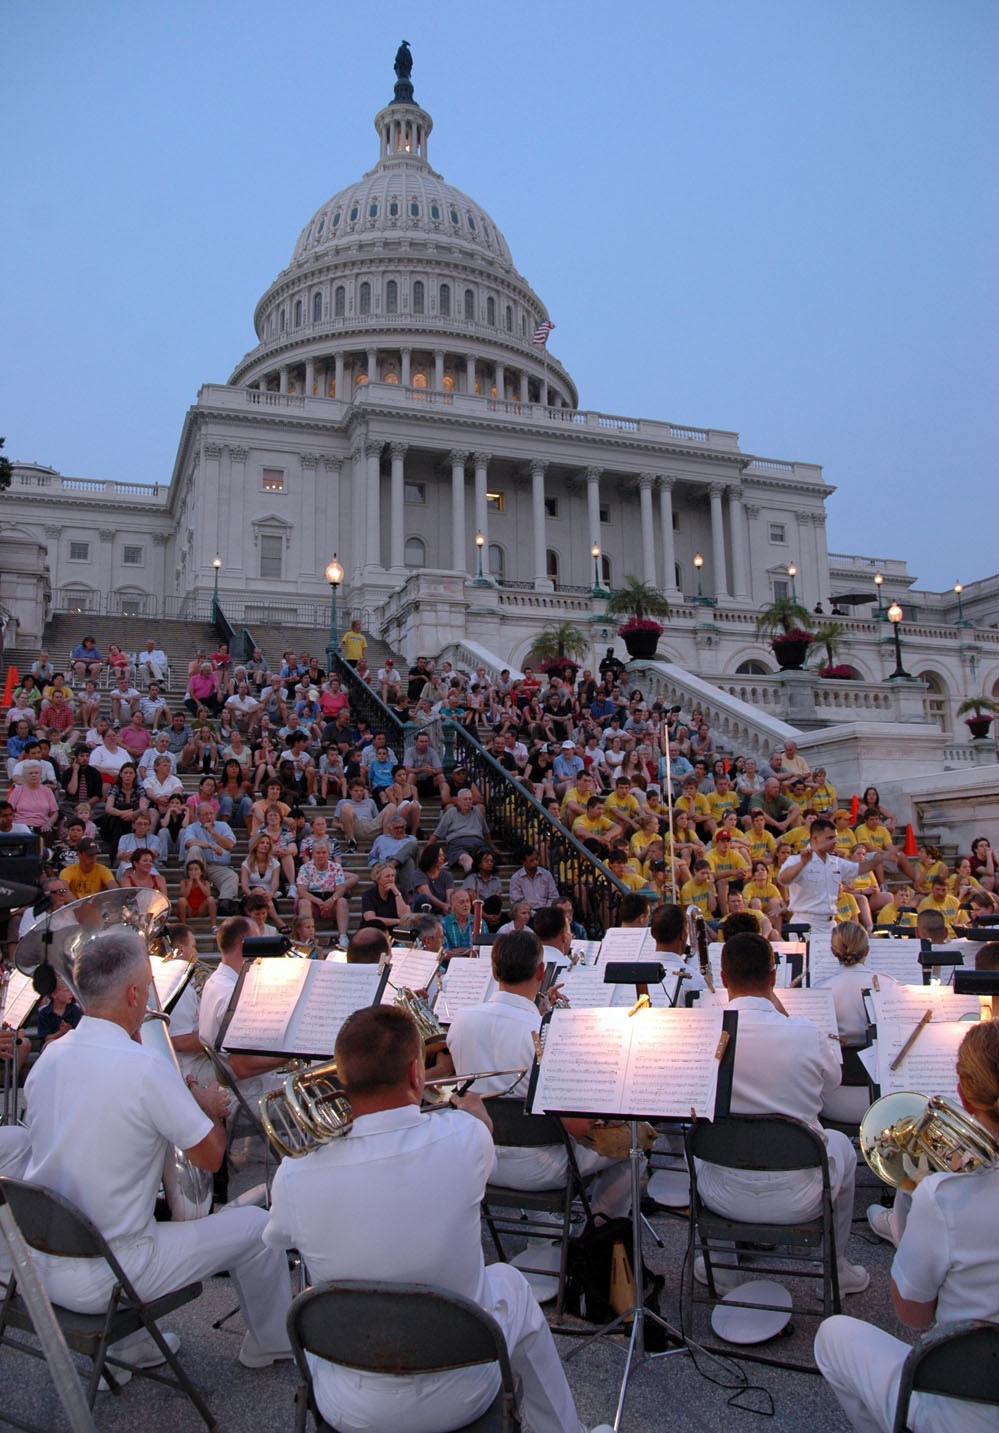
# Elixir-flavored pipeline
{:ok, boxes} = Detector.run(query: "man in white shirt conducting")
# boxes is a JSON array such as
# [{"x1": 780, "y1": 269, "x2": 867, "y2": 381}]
[
  {"x1": 779, "y1": 816, "x2": 895, "y2": 930},
  {"x1": 263, "y1": 1003, "x2": 613, "y2": 1433}
]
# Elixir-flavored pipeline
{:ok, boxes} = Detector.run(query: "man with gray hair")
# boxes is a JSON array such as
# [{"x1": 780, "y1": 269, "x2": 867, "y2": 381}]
[{"x1": 23, "y1": 929, "x2": 294, "y2": 1370}]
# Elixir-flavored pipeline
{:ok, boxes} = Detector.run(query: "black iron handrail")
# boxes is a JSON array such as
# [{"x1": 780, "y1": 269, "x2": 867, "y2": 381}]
[{"x1": 329, "y1": 653, "x2": 408, "y2": 748}]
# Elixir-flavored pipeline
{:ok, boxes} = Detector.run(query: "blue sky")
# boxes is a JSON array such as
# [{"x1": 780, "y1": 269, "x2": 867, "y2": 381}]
[{"x1": 2, "y1": 0, "x2": 996, "y2": 592}]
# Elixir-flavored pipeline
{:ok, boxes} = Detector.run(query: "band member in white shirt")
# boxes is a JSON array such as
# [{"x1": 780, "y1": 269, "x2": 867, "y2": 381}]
[{"x1": 779, "y1": 817, "x2": 896, "y2": 927}]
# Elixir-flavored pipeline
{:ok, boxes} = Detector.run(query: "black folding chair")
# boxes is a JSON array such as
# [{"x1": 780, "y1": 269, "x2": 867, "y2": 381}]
[
  {"x1": 287, "y1": 1280, "x2": 521, "y2": 1433},
  {"x1": 893, "y1": 1318, "x2": 999, "y2": 1432},
  {"x1": 684, "y1": 1114, "x2": 841, "y2": 1331},
  {"x1": 480, "y1": 1098, "x2": 595, "y2": 1320},
  {"x1": 0, "y1": 1176, "x2": 216, "y2": 1430}
]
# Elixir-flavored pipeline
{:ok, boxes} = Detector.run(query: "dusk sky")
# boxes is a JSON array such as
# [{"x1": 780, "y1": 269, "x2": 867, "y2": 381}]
[{"x1": 3, "y1": 1, "x2": 996, "y2": 593}]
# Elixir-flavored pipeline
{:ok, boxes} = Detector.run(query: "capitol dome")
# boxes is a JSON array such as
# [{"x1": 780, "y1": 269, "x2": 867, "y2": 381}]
[{"x1": 229, "y1": 55, "x2": 576, "y2": 408}]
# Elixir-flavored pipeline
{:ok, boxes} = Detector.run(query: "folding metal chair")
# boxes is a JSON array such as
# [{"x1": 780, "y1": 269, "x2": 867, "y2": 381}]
[
  {"x1": 683, "y1": 1113, "x2": 841, "y2": 1329},
  {"x1": 892, "y1": 1318, "x2": 999, "y2": 1432},
  {"x1": 0, "y1": 1176, "x2": 216, "y2": 1430},
  {"x1": 287, "y1": 1279, "x2": 521, "y2": 1433},
  {"x1": 479, "y1": 1098, "x2": 595, "y2": 1320}
]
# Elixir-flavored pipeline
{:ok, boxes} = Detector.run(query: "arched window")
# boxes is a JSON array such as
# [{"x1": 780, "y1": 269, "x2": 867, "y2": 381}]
[
  {"x1": 486, "y1": 296, "x2": 496, "y2": 326},
  {"x1": 439, "y1": 284, "x2": 450, "y2": 317},
  {"x1": 386, "y1": 280, "x2": 398, "y2": 313},
  {"x1": 312, "y1": 292, "x2": 322, "y2": 322},
  {"x1": 404, "y1": 536, "x2": 426, "y2": 568},
  {"x1": 505, "y1": 305, "x2": 513, "y2": 332},
  {"x1": 359, "y1": 282, "x2": 371, "y2": 315},
  {"x1": 601, "y1": 555, "x2": 612, "y2": 588},
  {"x1": 488, "y1": 545, "x2": 505, "y2": 581},
  {"x1": 442, "y1": 373, "x2": 455, "y2": 392},
  {"x1": 279, "y1": 309, "x2": 286, "y2": 332},
  {"x1": 546, "y1": 549, "x2": 560, "y2": 582},
  {"x1": 464, "y1": 289, "x2": 475, "y2": 320},
  {"x1": 412, "y1": 280, "x2": 425, "y2": 314},
  {"x1": 334, "y1": 285, "x2": 345, "y2": 317},
  {"x1": 736, "y1": 659, "x2": 771, "y2": 676},
  {"x1": 411, "y1": 370, "x2": 428, "y2": 388}
]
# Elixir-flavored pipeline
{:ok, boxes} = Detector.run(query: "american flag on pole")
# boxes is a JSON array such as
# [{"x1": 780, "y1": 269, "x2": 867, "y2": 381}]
[{"x1": 532, "y1": 319, "x2": 556, "y2": 346}]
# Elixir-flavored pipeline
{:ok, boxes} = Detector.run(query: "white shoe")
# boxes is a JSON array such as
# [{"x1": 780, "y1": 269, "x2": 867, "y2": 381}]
[
  {"x1": 238, "y1": 1332, "x2": 295, "y2": 1369},
  {"x1": 99, "y1": 1330, "x2": 180, "y2": 1390},
  {"x1": 867, "y1": 1203, "x2": 896, "y2": 1244},
  {"x1": 693, "y1": 1253, "x2": 742, "y2": 1293},
  {"x1": 587, "y1": 1425, "x2": 616, "y2": 1432},
  {"x1": 837, "y1": 1260, "x2": 870, "y2": 1296}
]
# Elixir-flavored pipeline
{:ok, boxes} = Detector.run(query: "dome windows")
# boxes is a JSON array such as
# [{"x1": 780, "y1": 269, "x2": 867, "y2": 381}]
[
  {"x1": 505, "y1": 305, "x2": 513, "y2": 332},
  {"x1": 389, "y1": 199, "x2": 399, "y2": 217},
  {"x1": 430, "y1": 203, "x2": 441, "y2": 220},
  {"x1": 464, "y1": 289, "x2": 475, "y2": 320},
  {"x1": 359, "y1": 281, "x2": 371, "y2": 315},
  {"x1": 349, "y1": 204, "x2": 359, "y2": 222},
  {"x1": 386, "y1": 280, "x2": 398, "y2": 314},
  {"x1": 294, "y1": 299, "x2": 303, "y2": 327},
  {"x1": 439, "y1": 284, "x2": 451, "y2": 317},
  {"x1": 412, "y1": 280, "x2": 425, "y2": 314},
  {"x1": 410, "y1": 200, "x2": 420, "y2": 218},
  {"x1": 334, "y1": 286, "x2": 345, "y2": 317},
  {"x1": 368, "y1": 202, "x2": 379, "y2": 219},
  {"x1": 449, "y1": 207, "x2": 459, "y2": 225},
  {"x1": 332, "y1": 211, "x2": 341, "y2": 229},
  {"x1": 466, "y1": 214, "x2": 476, "y2": 232},
  {"x1": 316, "y1": 217, "x2": 325, "y2": 238},
  {"x1": 486, "y1": 296, "x2": 496, "y2": 326},
  {"x1": 313, "y1": 292, "x2": 322, "y2": 322}
]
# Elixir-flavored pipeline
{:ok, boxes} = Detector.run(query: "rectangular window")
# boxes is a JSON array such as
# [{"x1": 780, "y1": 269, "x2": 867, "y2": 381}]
[
  {"x1": 486, "y1": 491, "x2": 505, "y2": 513},
  {"x1": 69, "y1": 541, "x2": 90, "y2": 561},
  {"x1": 544, "y1": 496, "x2": 559, "y2": 518},
  {"x1": 262, "y1": 468, "x2": 285, "y2": 493},
  {"x1": 122, "y1": 545, "x2": 143, "y2": 565},
  {"x1": 773, "y1": 579, "x2": 790, "y2": 601},
  {"x1": 404, "y1": 482, "x2": 426, "y2": 504},
  {"x1": 260, "y1": 534, "x2": 283, "y2": 579},
  {"x1": 672, "y1": 511, "x2": 680, "y2": 530},
  {"x1": 599, "y1": 506, "x2": 611, "y2": 524},
  {"x1": 769, "y1": 522, "x2": 786, "y2": 544}
]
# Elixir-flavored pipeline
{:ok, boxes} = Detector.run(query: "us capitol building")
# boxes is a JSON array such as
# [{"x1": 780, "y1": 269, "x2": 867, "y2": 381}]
[{"x1": 3, "y1": 49, "x2": 998, "y2": 834}]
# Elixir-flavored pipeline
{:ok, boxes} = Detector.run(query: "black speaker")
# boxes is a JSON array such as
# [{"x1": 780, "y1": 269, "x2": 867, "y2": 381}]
[{"x1": 0, "y1": 832, "x2": 44, "y2": 890}]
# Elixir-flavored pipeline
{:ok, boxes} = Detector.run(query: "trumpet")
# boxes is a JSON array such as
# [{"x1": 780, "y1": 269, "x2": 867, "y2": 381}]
[
  {"x1": 260, "y1": 1067, "x2": 528, "y2": 1158},
  {"x1": 860, "y1": 1092, "x2": 999, "y2": 1188}
]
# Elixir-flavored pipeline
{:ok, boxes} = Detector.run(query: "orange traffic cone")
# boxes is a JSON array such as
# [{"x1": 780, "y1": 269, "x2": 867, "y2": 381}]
[
  {"x1": 903, "y1": 823, "x2": 918, "y2": 858},
  {"x1": 1, "y1": 665, "x2": 18, "y2": 707},
  {"x1": 850, "y1": 793, "x2": 859, "y2": 824}
]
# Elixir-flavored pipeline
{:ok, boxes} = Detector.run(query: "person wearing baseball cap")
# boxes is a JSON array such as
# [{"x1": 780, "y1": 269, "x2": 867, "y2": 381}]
[{"x1": 61, "y1": 839, "x2": 117, "y2": 900}]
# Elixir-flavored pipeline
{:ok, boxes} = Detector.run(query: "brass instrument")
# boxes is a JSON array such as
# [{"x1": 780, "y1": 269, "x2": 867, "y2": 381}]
[
  {"x1": 393, "y1": 986, "x2": 448, "y2": 1058},
  {"x1": 687, "y1": 904, "x2": 715, "y2": 992},
  {"x1": 860, "y1": 1092, "x2": 999, "y2": 1188},
  {"x1": 261, "y1": 1066, "x2": 528, "y2": 1158}
]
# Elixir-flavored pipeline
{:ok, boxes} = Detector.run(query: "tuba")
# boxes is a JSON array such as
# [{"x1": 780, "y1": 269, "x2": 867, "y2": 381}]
[
  {"x1": 393, "y1": 986, "x2": 448, "y2": 1059},
  {"x1": 15, "y1": 888, "x2": 213, "y2": 1220},
  {"x1": 860, "y1": 1092, "x2": 999, "y2": 1188}
]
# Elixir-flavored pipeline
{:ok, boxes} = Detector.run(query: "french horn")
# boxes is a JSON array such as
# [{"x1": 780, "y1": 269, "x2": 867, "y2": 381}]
[{"x1": 859, "y1": 1091, "x2": 999, "y2": 1188}]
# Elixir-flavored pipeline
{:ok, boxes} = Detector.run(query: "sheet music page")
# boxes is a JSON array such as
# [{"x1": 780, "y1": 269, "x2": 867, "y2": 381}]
[
  {"x1": 876, "y1": 1018, "x2": 966, "y2": 1100},
  {"x1": 2, "y1": 970, "x2": 39, "y2": 1030},
  {"x1": 558, "y1": 967, "x2": 616, "y2": 1008},
  {"x1": 288, "y1": 963, "x2": 385, "y2": 1056},
  {"x1": 598, "y1": 928, "x2": 652, "y2": 962},
  {"x1": 531, "y1": 1006, "x2": 725, "y2": 1118},
  {"x1": 872, "y1": 986, "x2": 980, "y2": 1026},
  {"x1": 863, "y1": 945, "x2": 923, "y2": 985},
  {"x1": 150, "y1": 957, "x2": 193, "y2": 1014},
  {"x1": 222, "y1": 959, "x2": 310, "y2": 1050},
  {"x1": 435, "y1": 958, "x2": 495, "y2": 1024},
  {"x1": 381, "y1": 949, "x2": 440, "y2": 1004},
  {"x1": 780, "y1": 988, "x2": 842, "y2": 1060},
  {"x1": 531, "y1": 1008, "x2": 631, "y2": 1114},
  {"x1": 570, "y1": 940, "x2": 601, "y2": 967},
  {"x1": 806, "y1": 930, "x2": 836, "y2": 985}
]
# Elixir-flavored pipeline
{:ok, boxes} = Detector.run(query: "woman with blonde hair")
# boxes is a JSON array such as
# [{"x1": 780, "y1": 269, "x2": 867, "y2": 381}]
[{"x1": 817, "y1": 1018, "x2": 999, "y2": 1433}]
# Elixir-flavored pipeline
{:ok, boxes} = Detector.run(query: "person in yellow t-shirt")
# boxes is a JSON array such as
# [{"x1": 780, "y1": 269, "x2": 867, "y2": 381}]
[
  {"x1": 745, "y1": 808, "x2": 777, "y2": 865},
  {"x1": 783, "y1": 820, "x2": 813, "y2": 854},
  {"x1": 604, "y1": 777, "x2": 642, "y2": 836},
  {"x1": 676, "y1": 776, "x2": 711, "y2": 831},
  {"x1": 745, "y1": 860, "x2": 785, "y2": 923},
  {"x1": 560, "y1": 772, "x2": 597, "y2": 826},
  {"x1": 629, "y1": 812, "x2": 661, "y2": 865},
  {"x1": 706, "y1": 831, "x2": 750, "y2": 915},
  {"x1": 714, "y1": 810, "x2": 752, "y2": 857},
  {"x1": 832, "y1": 809, "x2": 857, "y2": 857},
  {"x1": 807, "y1": 768, "x2": 838, "y2": 815},
  {"x1": 338, "y1": 619, "x2": 367, "y2": 666},
  {"x1": 571, "y1": 796, "x2": 623, "y2": 853},
  {"x1": 61, "y1": 840, "x2": 117, "y2": 900},
  {"x1": 706, "y1": 776, "x2": 739, "y2": 830},
  {"x1": 605, "y1": 848, "x2": 646, "y2": 892},
  {"x1": 680, "y1": 859, "x2": 718, "y2": 917},
  {"x1": 847, "y1": 842, "x2": 893, "y2": 924},
  {"x1": 916, "y1": 876, "x2": 962, "y2": 937},
  {"x1": 853, "y1": 809, "x2": 892, "y2": 853},
  {"x1": 875, "y1": 885, "x2": 918, "y2": 930},
  {"x1": 834, "y1": 887, "x2": 863, "y2": 926}
]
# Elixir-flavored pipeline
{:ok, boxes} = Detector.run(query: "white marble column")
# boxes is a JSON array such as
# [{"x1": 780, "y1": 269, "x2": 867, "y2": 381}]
[
  {"x1": 657, "y1": 476, "x2": 680, "y2": 595},
  {"x1": 278, "y1": 367, "x2": 289, "y2": 395},
  {"x1": 435, "y1": 350, "x2": 445, "y2": 391},
  {"x1": 305, "y1": 358, "x2": 315, "y2": 395},
  {"x1": 474, "y1": 452, "x2": 491, "y2": 566},
  {"x1": 520, "y1": 370, "x2": 529, "y2": 404},
  {"x1": 334, "y1": 353, "x2": 345, "y2": 399},
  {"x1": 450, "y1": 450, "x2": 469, "y2": 572},
  {"x1": 465, "y1": 355, "x2": 475, "y2": 394},
  {"x1": 586, "y1": 467, "x2": 602, "y2": 554},
  {"x1": 365, "y1": 443, "x2": 382, "y2": 570},
  {"x1": 709, "y1": 484, "x2": 730, "y2": 601},
  {"x1": 494, "y1": 362, "x2": 505, "y2": 399},
  {"x1": 639, "y1": 474, "x2": 656, "y2": 586},
  {"x1": 531, "y1": 460, "x2": 549, "y2": 589},
  {"x1": 322, "y1": 456, "x2": 341, "y2": 574},
  {"x1": 400, "y1": 348, "x2": 411, "y2": 387},
  {"x1": 366, "y1": 348, "x2": 378, "y2": 383},
  {"x1": 349, "y1": 441, "x2": 366, "y2": 584},
  {"x1": 812, "y1": 511, "x2": 831, "y2": 612},
  {"x1": 389, "y1": 444, "x2": 407, "y2": 570},
  {"x1": 728, "y1": 486, "x2": 750, "y2": 601}
]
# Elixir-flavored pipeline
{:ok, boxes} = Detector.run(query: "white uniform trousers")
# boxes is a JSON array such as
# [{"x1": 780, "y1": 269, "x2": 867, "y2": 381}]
[
  {"x1": 0, "y1": 1127, "x2": 31, "y2": 1283},
  {"x1": 313, "y1": 1263, "x2": 585, "y2": 1433},
  {"x1": 697, "y1": 1127, "x2": 857, "y2": 1269},
  {"x1": 492, "y1": 1144, "x2": 632, "y2": 1220},
  {"x1": 815, "y1": 1314, "x2": 998, "y2": 1433},
  {"x1": 34, "y1": 1205, "x2": 292, "y2": 1356}
]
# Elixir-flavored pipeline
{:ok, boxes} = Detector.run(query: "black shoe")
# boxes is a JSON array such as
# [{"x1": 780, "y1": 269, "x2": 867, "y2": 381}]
[{"x1": 347, "y1": 838, "x2": 357, "y2": 853}]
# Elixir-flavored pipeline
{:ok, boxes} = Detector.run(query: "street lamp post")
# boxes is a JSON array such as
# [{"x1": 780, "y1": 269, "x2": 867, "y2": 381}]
[
  {"x1": 887, "y1": 601, "x2": 912, "y2": 680},
  {"x1": 954, "y1": 580, "x2": 971, "y2": 628},
  {"x1": 693, "y1": 552, "x2": 708, "y2": 605},
  {"x1": 472, "y1": 530, "x2": 489, "y2": 586},
  {"x1": 325, "y1": 555, "x2": 344, "y2": 669},
  {"x1": 211, "y1": 555, "x2": 222, "y2": 624},
  {"x1": 788, "y1": 563, "x2": 797, "y2": 602},
  {"x1": 591, "y1": 544, "x2": 607, "y2": 597},
  {"x1": 874, "y1": 571, "x2": 885, "y2": 620}
]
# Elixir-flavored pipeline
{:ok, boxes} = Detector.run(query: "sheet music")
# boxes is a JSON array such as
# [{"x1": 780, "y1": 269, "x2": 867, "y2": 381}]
[
  {"x1": 806, "y1": 929, "x2": 836, "y2": 985},
  {"x1": 150, "y1": 956, "x2": 193, "y2": 1014},
  {"x1": 382, "y1": 949, "x2": 441, "y2": 1004},
  {"x1": 223, "y1": 959, "x2": 309, "y2": 1049},
  {"x1": 872, "y1": 986, "x2": 980, "y2": 1027},
  {"x1": 863, "y1": 945, "x2": 923, "y2": 985},
  {"x1": 435, "y1": 958, "x2": 495, "y2": 1024},
  {"x1": 780, "y1": 988, "x2": 841, "y2": 1057},
  {"x1": 876, "y1": 1018, "x2": 966, "y2": 1100},
  {"x1": 570, "y1": 940, "x2": 601, "y2": 967},
  {"x1": 1, "y1": 970, "x2": 39, "y2": 1031},
  {"x1": 558, "y1": 967, "x2": 615, "y2": 1008},
  {"x1": 288, "y1": 964, "x2": 385, "y2": 1056},
  {"x1": 598, "y1": 927, "x2": 652, "y2": 962},
  {"x1": 531, "y1": 1006, "x2": 725, "y2": 1119}
]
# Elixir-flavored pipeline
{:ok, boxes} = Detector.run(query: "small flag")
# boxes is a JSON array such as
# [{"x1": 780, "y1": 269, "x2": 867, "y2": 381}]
[
  {"x1": 532, "y1": 319, "x2": 556, "y2": 346},
  {"x1": 2, "y1": 666, "x2": 19, "y2": 707},
  {"x1": 850, "y1": 794, "x2": 859, "y2": 824},
  {"x1": 903, "y1": 823, "x2": 918, "y2": 857}
]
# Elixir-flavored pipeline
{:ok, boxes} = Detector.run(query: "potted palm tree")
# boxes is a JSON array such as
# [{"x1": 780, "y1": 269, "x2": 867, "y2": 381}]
[
  {"x1": 755, "y1": 597, "x2": 814, "y2": 671},
  {"x1": 812, "y1": 620, "x2": 853, "y2": 678},
  {"x1": 956, "y1": 695, "x2": 999, "y2": 740},
  {"x1": 526, "y1": 621, "x2": 589, "y2": 682},
  {"x1": 605, "y1": 577, "x2": 671, "y2": 660}
]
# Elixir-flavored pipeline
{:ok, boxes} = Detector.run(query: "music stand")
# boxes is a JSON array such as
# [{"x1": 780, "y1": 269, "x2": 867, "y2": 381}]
[{"x1": 529, "y1": 1001, "x2": 737, "y2": 1429}]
